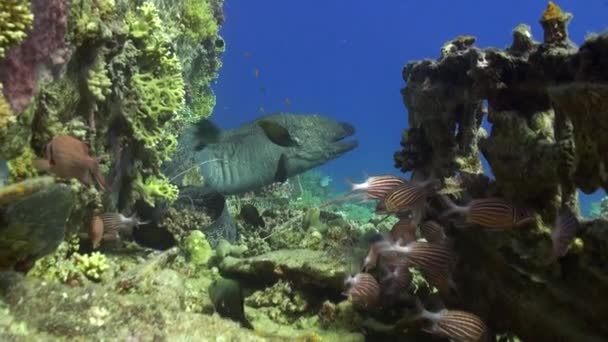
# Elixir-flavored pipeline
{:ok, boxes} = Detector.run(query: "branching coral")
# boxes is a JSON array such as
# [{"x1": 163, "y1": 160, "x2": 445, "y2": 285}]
[
  {"x1": 181, "y1": 0, "x2": 219, "y2": 42},
  {"x1": 0, "y1": 0, "x2": 34, "y2": 59},
  {"x1": 87, "y1": 57, "x2": 112, "y2": 102},
  {"x1": 133, "y1": 172, "x2": 179, "y2": 206}
]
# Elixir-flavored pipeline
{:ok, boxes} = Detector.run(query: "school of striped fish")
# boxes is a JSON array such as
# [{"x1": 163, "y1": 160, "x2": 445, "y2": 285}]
[{"x1": 340, "y1": 174, "x2": 581, "y2": 341}]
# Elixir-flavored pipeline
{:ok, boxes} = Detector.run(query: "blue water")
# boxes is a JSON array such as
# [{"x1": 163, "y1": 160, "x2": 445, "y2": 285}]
[{"x1": 212, "y1": 0, "x2": 608, "y2": 215}]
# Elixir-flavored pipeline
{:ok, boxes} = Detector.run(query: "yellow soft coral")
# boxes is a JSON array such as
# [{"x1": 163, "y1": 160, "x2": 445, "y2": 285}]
[
  {"x1": 541, "y1": 1, "x2": 567, "y2": 22},
  {"x1": 0, "y1": 0, "x2": 34, "y2": 58}
]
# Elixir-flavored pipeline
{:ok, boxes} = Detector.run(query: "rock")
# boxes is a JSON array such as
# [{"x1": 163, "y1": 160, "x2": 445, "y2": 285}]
[
  {"x1": 219, "y1": 249, "x2": 348, "y2": 292},
  {"x1": 0, "y1": 183, "x2": 74, "y2": 269}
]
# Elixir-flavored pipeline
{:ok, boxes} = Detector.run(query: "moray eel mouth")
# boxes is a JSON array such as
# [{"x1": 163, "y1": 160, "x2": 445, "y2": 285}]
[{"x1": 330, "y1": 122, "x2": 358, "y2": 154}]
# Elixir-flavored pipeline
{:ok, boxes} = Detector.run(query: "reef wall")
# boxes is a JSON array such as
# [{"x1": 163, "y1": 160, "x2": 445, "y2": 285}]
[
  {"x1": 0, "y1": 0, "x2": 225, "y2": 266},
  {"x1": 394, "y1": 2, "x2": 608, "y2": 341}
]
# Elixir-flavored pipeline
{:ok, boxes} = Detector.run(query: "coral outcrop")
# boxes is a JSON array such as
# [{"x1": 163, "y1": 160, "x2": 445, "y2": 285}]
[{"x1": 394, "y1": 2, "x2": 608, "y2": 340}]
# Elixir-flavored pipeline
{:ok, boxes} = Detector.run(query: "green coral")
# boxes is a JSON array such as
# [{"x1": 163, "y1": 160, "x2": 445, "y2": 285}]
[
  {"x1": 133, "y1": 172, "x2": 179, "y2": 206},
  {"x1": 181, "y1": 0, "x2": 219, "y2": 42},
  {"x1": 0, "y1": 0, "x2": 34, "y2": 59},
  {"x1": 87, "y1": 56, "x2": 112, "y2": 101},
  {"x1": 245, "y1": 280, "x2": 308, "y2": 324},
  {"x1": 27, "y1": 236, "x2": 106, "y2": 284},
  {"x1": 73, "y1": 251, "x2": 110, "y2": 281},
  {"x1": 183, "y1": 230, "x2": 213, "y2": 266},
  {"x1": 6, "y1": 146, "x2": 38, "y2": 182}
]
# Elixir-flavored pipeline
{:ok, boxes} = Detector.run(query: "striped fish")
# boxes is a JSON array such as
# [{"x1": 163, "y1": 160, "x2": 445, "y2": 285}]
[
  {"x1": 390, "y1": 218, "x2": 417, "y2": 245},
  {"x1": 348, "y1": 175, "x2": 407, "y2": 200},
  {"x1": 420, "y1": 220, "x2": 447, "y2": 244},
  {"x1": 361, "y1": 243, "x2": 380, "y2": 272},
  {"x1": 421, "y1": 267, "x2": 457, "y2": 296},
  {"x1": 101, "y1": 213, "x2": 149, "y2": 237},
  {"x1": 380, "y1": 264, "x2": 412, "y2": 295},
  {"x1": 381, "y1": 241, "x2": 452, "y2": 277},
  {"x1": 548, "y1": 206, "x2": 580, "y2": 262},
  {"x1": 442, "y1": 196, "x2": 535, "y2": 229},
  {"x1": 344, "y1": 273, "x2": 380, "y2": 309},
  {"x1": 377, "y1": 181, "x2": 436, "y2": 215},
  {"x1": 418, "y1": 305, "x2": 487, "y2": 342}
]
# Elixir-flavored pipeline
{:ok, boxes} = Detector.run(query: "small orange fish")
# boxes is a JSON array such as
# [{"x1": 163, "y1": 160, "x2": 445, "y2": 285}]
[
  {"x1": 89, "y1": 215, "x2": 104, "y2": 249},
  {"x1": 35, "y1": 135, "x2": 107, "y2": 190},
  {"x1": 254, "y1": 68, "x2": 260, "y2": 78}
]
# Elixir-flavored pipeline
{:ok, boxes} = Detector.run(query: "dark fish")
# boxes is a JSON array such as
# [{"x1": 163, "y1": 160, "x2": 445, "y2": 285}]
[
  {"x1": 377, "y1": 180, "x2": 438, "y2": 215},
  {"x1": 36, "y1": 135, "x2": 107, "y2": 190},
  {"x1": 390, "y1": 218, "x2": 417, "y2": 245},
  {"x1": 344, "y1": 273, "x2": 380, "y2": 309},
  {"x1": 548, "y1": 206, "x2": 580, "y2": 263},
  {"x1": 441, "y1": 196, "x2": 535, "y2": 229},
  {"x1": 237, "y1": 204, "x2": 265, "y2": 228},
  {"x1": 257, "y1": 119, "x2": 299, "y2": 147},
  {"x1": 209, "y1": 278, "x2": 253, "y2": 329},
  {"x1": 348, "y1": 175, "x2": 407, "y2": 200},
  {"x1": 274, "y1": 153, "x2": 288, "y2": 183},
  {"x1": 420, "y1": 220, "x2": 447, "y2": 244},
  {"x1": 381, "y1": 241, "x2": 452, "y2": 278},
  {"x1": 416, "y1": 299, "x2": 487, "y2": 342}
]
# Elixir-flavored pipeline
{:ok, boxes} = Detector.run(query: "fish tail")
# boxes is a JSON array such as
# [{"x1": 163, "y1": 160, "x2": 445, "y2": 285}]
[
  {"x1": 345, "y1": 177, "x2": 362, "y2": 191},
  {"x1": 88, "y1": 158, "x2": 107, "y2": 191},
  {"x1": 438, "y1": 195, "x2": 466, "y2": 219}
]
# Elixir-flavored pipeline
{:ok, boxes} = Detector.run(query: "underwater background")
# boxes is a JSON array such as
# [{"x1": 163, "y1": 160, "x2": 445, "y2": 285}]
[
  {"x1": 215, "y1": 0, "x2": 608, "y2": 215},
  {"x1": 2, "y1": 0, "x2": 608, "y2": 341}
]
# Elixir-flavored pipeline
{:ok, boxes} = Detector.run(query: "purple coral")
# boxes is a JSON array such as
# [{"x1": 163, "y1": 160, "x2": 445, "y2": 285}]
[{"x1": 0, "y1": 0, "x2": 69, "y2": 115}]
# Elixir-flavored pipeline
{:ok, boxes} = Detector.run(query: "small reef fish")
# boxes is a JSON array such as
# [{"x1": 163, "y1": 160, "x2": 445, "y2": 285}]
[
  {"x1": 254, "y1": 68, "x2": 260, "y2": 78},
  {"x1": 243, "y1": 51, "x2": 252, "y2": 59},
  {"x1": 344, "y1": 273, "x2": 380, "y2": 309},
  {"x1": 415, "y1": 299, "x2": 487, "y2": 342},
  {"x1": 284, "y1": 97, "x2": 291, "y2": 106},
  {"x1": 348, "y1": 174, "x2": 407, "y2": 200},
  {"x1": 440, "y1": 196, "x2": 535, "y2": 229},
  {"x1": 237, "y1": 204, "x2": 265, "y2": 228},
  {"x1": 376, "y1": 179, "x2": 439, "y2": 216},
  {"x1": 89, "y1": 213, "x2": 148, "y2": 249},
  {"x1": 547, "y1": 206, "x2": 580, "y2": 263},
  {"x1": 35, "y1": 135, "x2": 107, "y2": 190},
  {"x1": 389, "y1": 218, "x2": 417, "y2": 245},
  {"x1": 420, "y1": 220, "x2": 448, "y2": 244},
  {"x1": 379, "y1": 264, "x2": 412, "y2": 296},
  {"x1": 380, "y1": 241, "x2": 452, "y2": 279},
  {"x1": 102, "y1": 213, "x2": 149, "y2": 236}
]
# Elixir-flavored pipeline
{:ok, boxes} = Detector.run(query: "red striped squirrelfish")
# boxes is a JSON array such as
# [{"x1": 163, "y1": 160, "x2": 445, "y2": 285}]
[
  {"x1": 440, "y1": 195, "x2": 535, "y2": 229},
  {"x1": 415, "y1": 299, "x2": 487, "y2": 342},
  {"x1": 344, "y1": 273, "x2": 380, "y2": 309},
  {"x1": 547, "y1": 206, "x2": 580, "y2": 263},
  {"x1": 348, "y1": 174, "x2": 407, "y2": 200},
  {"x1": 376, "y1": 179, "x2": 440, "y2": 215}
]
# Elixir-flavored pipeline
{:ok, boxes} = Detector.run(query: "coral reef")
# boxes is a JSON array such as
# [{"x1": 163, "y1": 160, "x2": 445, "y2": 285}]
[{"x1": 393, "y1": 2, "x2": 608, "y2": 340}]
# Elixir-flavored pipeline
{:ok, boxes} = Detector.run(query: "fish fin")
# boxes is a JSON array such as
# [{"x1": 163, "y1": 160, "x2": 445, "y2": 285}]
[
  {"x1": 194, "y1": 118, "x2": 222, "y2": 150},
  {"x1": 45, "y1": 143, "x2": 55, "y2": 165},
  {"x1": 87, "y1": 158, "x2": 107, "y2": 191},
  {"x1": 274, "y1": 154, "x2": 288, "y2": 183},
  {"x1": 258, "y1": 120, "x2": 298, "y2": 147}
]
